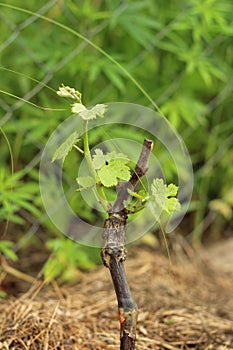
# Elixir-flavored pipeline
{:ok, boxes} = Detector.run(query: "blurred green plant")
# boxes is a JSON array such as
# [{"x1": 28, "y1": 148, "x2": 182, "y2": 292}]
[
  {"x1": 0, "y1": 169, "x2": 40, "y2": 224},
  {"x1": 0, "y1": 240, "x2": 18, "y2": 262},
  {"x1": 44, "y1": 237, "x2": 100, "y2": 283},
  {"x1": 0, "y1": 0, "x2": 232, "y2": 278},
  {"x1": 0, "y1": 240, "x2": 18, "y2": 297}
]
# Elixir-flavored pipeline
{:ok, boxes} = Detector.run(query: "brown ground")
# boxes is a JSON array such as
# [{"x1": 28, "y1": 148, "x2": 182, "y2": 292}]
[{"x1": 0, "y1": 239, "x2": 233, "y2": 350}]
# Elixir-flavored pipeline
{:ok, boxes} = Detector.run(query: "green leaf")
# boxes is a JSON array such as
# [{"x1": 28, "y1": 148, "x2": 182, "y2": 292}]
[
  {"x1": 0, "y1": 241, "x2": 18, "y2": 262},
  {"x1": 98, "y1": 158, "x2": 131, "y2": 187},
  {"x1": 103, "y1": 65, "x2": 126, "y2": 92},
  {"x1": 151, "y1": 178, "x2": 167, "y2": 207},
  {"x1": 165, "y1": 197, "x2": 181, "y2": 214},
  {"x1": 109, "y1": 2, "x2": 161, "y2": 47},
  {"x1": 161, "y1": 94, "x2": 207, "y2": 128},
  {"x1": 91, "y1": 104, "x2": 107, "y2": 118},
  {"x1": 71, "y1": 103, "x2": 107, "y2": 120},
  {"x1": 125, "y1": 189, "x2": 149, "y2": 213},
  {"x1": 106, "y1": 151, "x2": 128, "y2": 162},
  {"x1": 52, "y1": 131, "x2": 80, "y2": 163},
  {"x1": 166, "y1": 183, "x2": 178, "y2": 197},
  {"x1": 44, "y1": 239, "x2": 97, "y2": 282},
  {"x1": 92, "y1": 149, "x2": 105, "y2": 169},
  {"x1": 43, "y1": 257, "x2": 64, "y2": 282},
  {"x1": 151, "y1": 178, "x2": 181, "y2": 216},
  {"x1": 71, "y1": 103, "x2": 86, "y2": 113},
  {"x1": 79, "y1": 109, "x2": 96, "y2": 120},
  {"x1": 76, "y1": 176, "x2": 95, "y2": 190},
  {"x1": 92, "y1": 149, "x2": 128, "y2": 170}
]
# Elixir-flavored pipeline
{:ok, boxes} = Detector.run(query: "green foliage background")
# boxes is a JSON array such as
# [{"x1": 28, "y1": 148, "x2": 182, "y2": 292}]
[{"x1": 0, "y1": 0, "x2": 232, "y2": 278}]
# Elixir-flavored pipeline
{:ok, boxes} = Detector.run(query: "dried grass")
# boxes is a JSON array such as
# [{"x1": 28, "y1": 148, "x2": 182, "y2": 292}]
[{"x1": 0, "y1": 248, "x2": 232, "y2": 349}]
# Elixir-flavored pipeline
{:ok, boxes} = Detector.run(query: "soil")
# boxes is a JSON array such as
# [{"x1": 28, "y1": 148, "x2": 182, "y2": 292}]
[{"x1": 0, "y1": 239, "x2": 233, "y2": 350}]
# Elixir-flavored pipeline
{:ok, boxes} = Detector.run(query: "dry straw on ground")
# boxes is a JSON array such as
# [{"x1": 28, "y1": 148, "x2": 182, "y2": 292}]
[{"x1": 0, "y1": 246, "x2": 233, "y2": 349}]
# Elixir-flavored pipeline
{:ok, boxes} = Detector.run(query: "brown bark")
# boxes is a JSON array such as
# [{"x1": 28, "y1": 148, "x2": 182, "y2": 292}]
[{"x1": 101, "y1": 139, "x2": 153, "y2": 349}]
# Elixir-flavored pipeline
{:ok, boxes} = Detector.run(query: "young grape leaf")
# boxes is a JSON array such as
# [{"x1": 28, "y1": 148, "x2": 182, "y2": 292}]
[
  {"x1": 71, "y1": 103, "x2": 107, "y2": 120},
  {"x1": 76, "y1": 176, "x2": 95, "y2": 191},
  {"x1": 92, "y1": 149, "x2": 129, "y2": 170},
  {"x1": 165, "y1": 197, "x2": 180, "y2": 214},
  {"x1": 71, "y1": 103, "x2": 86, "y2": 113},
  {"x1": 98, "y1": 158, "x2": 131, "y2": 187},
  {"x1": 166, "y1": 183, "x2": 179, "y2": 197},
  {"x1": 151, "y1": 178, "x2": 180, "y2": 216},
  {"x1": 91, "y1": 104, "x2": 107, "y2": 118},
  {"x1": 105, "y1": 151, "x2": 128, "y2": 162},
  {"x1": 92, "y1": 149, "x2": 105, "y2": 169},
  {"x1": 124, "y1": 189, "x2": 149, "y2": 213},
  {"x1": 151, "y1": 178, "x2": 167, "y2": 207},
  {"x1": 52, "y1": 131, "x2": 80, "y2": 163}
]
